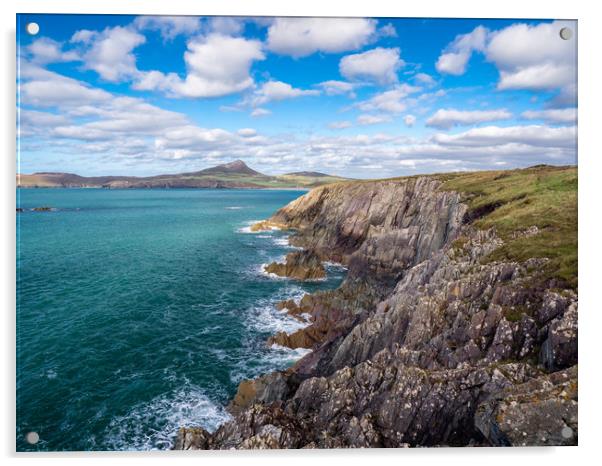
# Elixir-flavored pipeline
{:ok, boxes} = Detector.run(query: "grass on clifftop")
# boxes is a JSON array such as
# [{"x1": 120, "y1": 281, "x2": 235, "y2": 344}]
[{"x1": 437, "y1": 165, "x2": 577, "y2": 289}]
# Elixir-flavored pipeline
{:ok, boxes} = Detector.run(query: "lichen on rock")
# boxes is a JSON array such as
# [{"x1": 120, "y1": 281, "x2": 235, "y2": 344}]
[{"x1": 173, "y1": 167, "x2": 578, "y2": 450}]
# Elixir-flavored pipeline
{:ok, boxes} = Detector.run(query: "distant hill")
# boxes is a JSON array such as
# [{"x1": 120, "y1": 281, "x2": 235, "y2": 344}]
[
  {"x1": 17, "y1": 160, "x2": 350, "y2": 189},
  {"x1": 284, "y1": 171, "x2": 330, "y2": 177}
]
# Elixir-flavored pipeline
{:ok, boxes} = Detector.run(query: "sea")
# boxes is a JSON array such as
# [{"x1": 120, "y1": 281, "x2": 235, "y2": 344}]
[{"x1": 16, "y1": 188, "x2": 346, "y2": 451}]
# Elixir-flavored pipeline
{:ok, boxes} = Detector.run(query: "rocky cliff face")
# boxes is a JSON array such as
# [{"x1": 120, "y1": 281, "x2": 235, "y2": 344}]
[{"x1": 174, "y1": 176, "x2": 577, "y2": 449}]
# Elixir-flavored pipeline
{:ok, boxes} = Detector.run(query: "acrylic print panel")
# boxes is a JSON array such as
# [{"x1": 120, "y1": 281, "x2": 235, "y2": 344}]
[{"x1": 16, "y1": 13, "x2": 577, "y2": 451}]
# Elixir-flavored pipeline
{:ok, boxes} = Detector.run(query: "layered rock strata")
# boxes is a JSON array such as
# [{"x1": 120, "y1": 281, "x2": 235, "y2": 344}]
[{"x1": 175, "y1": 177, "x2": 577, "y2": 449}]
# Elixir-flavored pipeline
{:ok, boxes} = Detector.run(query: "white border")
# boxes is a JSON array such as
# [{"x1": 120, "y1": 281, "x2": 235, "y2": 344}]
[{"x1": 2, "y1": 1, "x2": 600, "y2": 465}]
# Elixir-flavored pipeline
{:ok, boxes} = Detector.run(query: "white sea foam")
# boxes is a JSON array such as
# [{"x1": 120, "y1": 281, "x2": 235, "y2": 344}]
[
  {"x1": 248, "y1": 300, "x2": 308, "y2": 334},
  {"x1": 225, "y1": 206, "x2": 243, "y2": 210},
  {"x1": 256, "y1": 263, "x2": 288, "y2": 280},
  {"x1": 104, "y1": 384, "x2": 231, "y2": 451},
  {"x1": 323, "y1": 261, "x2": 348, "y2": 271},
  {"x1": 273, "y1": 236, "x2": 302, "y2": 249},
  {"x1": 272, "y1": 237, "x2": 291, "y2": 247},
  {"x1": 236, "y1": 220, "x2": 263, "y2": 234},
  {"x1": 230, "y1": 345, "x2": 312, "y2": 385}
]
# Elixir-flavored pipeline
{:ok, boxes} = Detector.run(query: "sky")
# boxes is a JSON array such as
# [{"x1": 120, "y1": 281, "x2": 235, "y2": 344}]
[{"x1": 16, "y1": 14, "x2": 577, "y2": 178}]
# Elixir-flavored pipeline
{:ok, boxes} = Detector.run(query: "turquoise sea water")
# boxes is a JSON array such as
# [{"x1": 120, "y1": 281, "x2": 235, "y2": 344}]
[{"x1": 16, "y1": 189, "x2": 345, "y2": 451}]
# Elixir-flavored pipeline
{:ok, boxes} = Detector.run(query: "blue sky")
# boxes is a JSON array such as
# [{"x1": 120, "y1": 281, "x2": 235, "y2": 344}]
[{"x1": 17, "y1": 15, "x2": 577, "y2": 178}]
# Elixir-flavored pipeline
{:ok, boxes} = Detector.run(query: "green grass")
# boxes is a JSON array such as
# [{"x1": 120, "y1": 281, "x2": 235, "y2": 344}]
[
  {"x1": 438, "y1": 165, "x2": 577, "y2": 289},
  {"x1": 160, "y1": 173, "x2": 348, "y2": 188}
]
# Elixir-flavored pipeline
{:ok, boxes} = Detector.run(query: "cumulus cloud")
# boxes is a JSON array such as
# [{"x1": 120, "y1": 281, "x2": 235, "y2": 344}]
[
  {"x1": 436, "y1": 26, "x2": 488, "y2": 75},
  {"x1": 207, "y1": 17, "x2": 245, "y2": 36},
  {"x1": 432, "y1": 124, "x2": 576, "y2": 148},
  {"x1": 521, "y1": 107, "x2": 577, "y2": 124},
  {"x1": 237, "y1": 128, "x2": 257, "y2": 137},
  {"x1": 317, "y1": 80, "x2": 357, "y2": 97},
  {"x1": 133, "y1": 33, "x2": 265, "y2": 98},
  {"x1": 426, "y1": 108, "x2": 512, "y2": 129},
  {"x1": 134, "y1": 16, "x2": 201, "y2": 40},
  {"x1": 27, "y1": 38, "x2": 79, "y2": 64},
  {"x1": 20, "y1": 63, "x2": 112, "y2": 107},
  {"x1": 340, "y1": 47, "x2": 404, "y2": 85},
  {"x1": 266, "y1": 17, "x2": 376, "y2": 57},
  {"x1": 414, "y1": 72, "x2": 436, "y2": 87},
  {"x1": 249, "y1": 80, "x2": 320, "y2": 106},
  {"x1": 486, "y1": 20, "x2": 576, "y2": 91},
  {"x1": 378, "y1": 23, "x2": 397, "y2": 38},
  {"x1": 436, "y1": 21, "x2": 577, "y2": 96},
  {"x1": 72, "y1": 26, "x2": 146, "y2": 82},
  {"x1": 356, "y1": 84, "x2": 422, "y2": 114}
]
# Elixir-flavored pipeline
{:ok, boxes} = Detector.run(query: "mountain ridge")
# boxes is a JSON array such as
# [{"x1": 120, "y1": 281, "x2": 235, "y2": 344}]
[{"x1": 17, "y1": 160, "x2": 349, "y2": 189}]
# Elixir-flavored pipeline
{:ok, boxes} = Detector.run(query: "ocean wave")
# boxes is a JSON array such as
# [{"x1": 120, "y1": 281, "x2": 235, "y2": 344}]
[
  {"x1": 323, "y1": 261, "x2": 348, "y2": 271},
  {"x1": 104, "y1": 383, "x2": 231, "y2": 451},
  {"x1": 225, "y1": 206, "x2": 243, "y2": 210},
  {"x1": 255, "y1": 263, "x2": 288, "y2": 280},
  {"x1": 235, "y1": 220, "x2": 263, "y2": 234},
  {"x1": 272, "y1": 237, "x2": 291, "y2": 247},
  {"x1": 230, "y1": 345, "x2": 312, "y2": 385},
  {"x1": 246, "y1": 298, "x2": 308, "y2": 334}
]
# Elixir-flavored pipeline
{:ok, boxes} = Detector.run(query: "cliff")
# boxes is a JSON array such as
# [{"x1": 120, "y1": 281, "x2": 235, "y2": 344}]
[{"x1": 175, "y1": 165, "x2": 577, "y2": 449}]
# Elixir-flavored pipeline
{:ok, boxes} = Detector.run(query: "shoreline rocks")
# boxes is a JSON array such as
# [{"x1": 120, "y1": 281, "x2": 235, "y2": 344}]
[
  {"x1": 264, "y1": 250, "x2": 326, "y2": 280},
  {"x1": 174, "y1": 176, "x2": 578, "y2": 449}
]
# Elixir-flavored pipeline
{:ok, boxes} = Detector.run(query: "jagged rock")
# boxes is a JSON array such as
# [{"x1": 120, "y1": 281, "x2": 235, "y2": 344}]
[
  {"x1": 540, "y1": 302, "x2": 578, "y2": 371},
  {"x1": 250, "y1": 220, "x2": 288, "y2": 232},
  {"x1": 265, "y1": 250, "x2": 326, "y2": 280},
  {"x1": 173, "y1": 176, "x2": 578, "y2": 450},
  {"x1": 475, "y1": 366, "x2": 578, "y2": 446},
  {"x1": 230, "y1": 372, "x2": 291, "y2": 414},
  {"x1": 174, "y1": 427, "x2": 212, "y2": 450}
]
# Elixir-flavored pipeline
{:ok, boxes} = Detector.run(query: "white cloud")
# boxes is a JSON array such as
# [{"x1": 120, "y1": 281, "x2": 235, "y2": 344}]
[
  {"x1": 134, "y1": 16, "x2": 201, "y2": 40},
  {"x1": 426, "y1": 108, "x2": 512, "y2": 129},
  {"x1": 20, "y1": 63, "x2": 112, "y2": 107},
  {"x1": 436, "y1": 26, "x2": 488, "y2": 75},
  {"x1": 317, "y1": 80, "x2": 357, "y2": 97},
  {"x1": 207, "y1": 17, "x2": 245, "y2": 36},
  {"x1": 328, "y1": 120, "x2": 353, "y2": 129},
  {"x1": 357, "y1": 114, "x2": 391, "y2": 125},
  {"x1": 75, "y1": 26, "x2": 146, "y2": 82},
  {"x1": 70, "y1": 29, "x2": 96, "y2": 44},
  {"x1": 340, "y1": 47, "x2": 404, "y2": 85},
  {"x1": 436, "y1": 21, "x2": 576, "y2": 95},
  {"x1": 356, "y1": 84, "x2": 422, "y2": 114},
  {"x1": 403, "y1": 115, "x2": 416, "y2": 127},
  {"x1": 250, "y1": 108, "x2": 271, "y2": 117},
  {"x1": 133, "y1": 33, "x2": 265, "y2": 98},
  {"x1": 486, "y1": 21, "x2": 576, "y2": 91},
  {"x1": 266, "y1": 17, "x2": 376, "y2": 57},
  {"x1": 432, "y1": 124, "x2": 576, "y2": 148},
  {"x1": 378, "y1": 23, "x2": 397, "y2": 38},
  {"x1": 521, "y1": 108, "x2": 577, "y2": 124},
  {"x1": 237, "y1": 128, "x2": 257, "y2": 137},
  {"x1": 27, "y1": 38, "x2": 79, "y2": 64},
  {"x1": 414, "y1": 72, "x2": 436, "y2": 87},
  {"x1": 248, "y1": 80, "x2": 319, "y2": 106}
]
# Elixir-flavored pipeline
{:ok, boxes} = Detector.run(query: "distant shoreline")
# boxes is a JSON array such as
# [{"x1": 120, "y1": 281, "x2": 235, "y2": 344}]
[{"x1": 16, "y1": 186, "x2": 311, "y2": 191}]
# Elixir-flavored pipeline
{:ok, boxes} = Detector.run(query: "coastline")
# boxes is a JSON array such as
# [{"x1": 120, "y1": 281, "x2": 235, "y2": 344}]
[{"x1": 174, "y1": 166, "x2": 578, "y2": 449}]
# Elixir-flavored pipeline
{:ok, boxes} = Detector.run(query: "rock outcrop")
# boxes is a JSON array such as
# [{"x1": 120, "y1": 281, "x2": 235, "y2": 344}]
[
  {"x1": 265, "y1": 251, "x2": 326, "y2": 280},
  {"x1": 174, "y1": 175, "x2": 578, "y2": 449}
]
